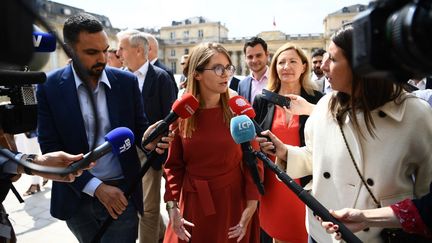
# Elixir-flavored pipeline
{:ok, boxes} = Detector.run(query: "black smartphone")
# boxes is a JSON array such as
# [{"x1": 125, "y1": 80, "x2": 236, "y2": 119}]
[{"x1": 262, "y1": 89, "x2": 291, "y2": 108}]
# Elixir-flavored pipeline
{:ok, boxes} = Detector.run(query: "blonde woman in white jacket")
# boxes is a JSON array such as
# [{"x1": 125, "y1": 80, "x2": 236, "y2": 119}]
[{"x1": 257, "y1": 26, "x2": 432, "y2": 243}]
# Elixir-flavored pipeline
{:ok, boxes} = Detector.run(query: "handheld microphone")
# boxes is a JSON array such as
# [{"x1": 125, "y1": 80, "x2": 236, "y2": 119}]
[
  {"x1": 228, "y1": 95, "x2": 266, "y2": 137},
  {"x1": 33, "y1": 32, "x2": 56, "y2": 52},
  {"x1": 229, "y1": 96, "x2": 275, "y2": 152},
  {"x1": 230, "y1": 115, "x2": 265, "y2": 195},
  {"x1": 68, "y1": 127, "x2": 135, "y2": 171},
  {"x1": 8, "y1": 127, "x2": 135, "y2": 175},
  {"x1": 141, "y1": 93, "x2": 199, "y2": 147}
]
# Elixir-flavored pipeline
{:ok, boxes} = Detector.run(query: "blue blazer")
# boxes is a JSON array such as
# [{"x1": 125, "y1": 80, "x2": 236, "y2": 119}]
[
  {"x1": 37, "y1": 65, "x2": 149, "y2": 220},
  {"x1": 237, "y1": 76, "x2": 253, "y2": 103}
]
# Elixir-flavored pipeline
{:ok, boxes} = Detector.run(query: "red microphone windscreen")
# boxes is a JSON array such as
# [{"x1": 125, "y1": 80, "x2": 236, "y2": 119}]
[
  {"x1": 228, "y1": 96, "x2": 256, "y2": 118},
  {"x1": 172, "y1": 93, "x2": 200, "y2": 119}
]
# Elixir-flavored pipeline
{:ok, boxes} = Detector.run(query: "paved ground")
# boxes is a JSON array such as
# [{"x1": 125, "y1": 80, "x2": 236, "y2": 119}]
[{"x1": 3, "y1": 174, "x2": 168, "y2": 243}]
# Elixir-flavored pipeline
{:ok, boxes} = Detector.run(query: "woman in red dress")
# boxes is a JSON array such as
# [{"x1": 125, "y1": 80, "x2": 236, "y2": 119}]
[
  {"x1": 163, "y1": 42, "x2": 261, "y2": 243},
  {"x1": 253, "y1": 43, "x2": 323, "y2": 243}
]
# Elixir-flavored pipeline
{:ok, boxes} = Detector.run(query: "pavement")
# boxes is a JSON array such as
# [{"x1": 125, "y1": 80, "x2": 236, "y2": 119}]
[{"x1": 3, "y1": 174, "x2": 168, "y2": 243}]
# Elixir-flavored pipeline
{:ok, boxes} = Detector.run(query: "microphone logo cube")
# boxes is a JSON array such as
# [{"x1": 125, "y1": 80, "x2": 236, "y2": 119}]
[{"x1": 119, "y1": 138, "x2": 132, "y2": 153}]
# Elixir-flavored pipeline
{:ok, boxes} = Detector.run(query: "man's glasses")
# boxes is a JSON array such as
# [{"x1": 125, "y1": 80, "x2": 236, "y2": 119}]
[{"x1": 200, "y1": 64, "x2": 236, "y2": 77}]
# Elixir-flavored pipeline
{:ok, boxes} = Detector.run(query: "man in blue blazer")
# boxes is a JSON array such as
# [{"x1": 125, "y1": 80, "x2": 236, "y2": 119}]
[
  {"x1": 237, "y1": 37, "x2": 270, "y2": 104},
  {"x1": 37, "y1": 13, "x2": 149, "y2": 243},
  {"x1": 117, "y1": 31, "x2": 177, "y2": 243}
]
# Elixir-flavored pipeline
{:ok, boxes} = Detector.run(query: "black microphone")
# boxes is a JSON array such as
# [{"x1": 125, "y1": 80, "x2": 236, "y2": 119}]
[
  {"x1": 230, "y1": 115, "x2": 265, "y2": 195},
  {"x1": 0, "y1": 70, "x2": 46, "y2": 85},
  {"x1": 141, "y1": 93, "x2": 199, "y2": 147}
]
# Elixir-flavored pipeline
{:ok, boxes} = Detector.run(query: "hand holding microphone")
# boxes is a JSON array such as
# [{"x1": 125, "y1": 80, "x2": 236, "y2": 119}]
[{"x1": 141, "y1": 93, "x2": 199, "y2": 149}]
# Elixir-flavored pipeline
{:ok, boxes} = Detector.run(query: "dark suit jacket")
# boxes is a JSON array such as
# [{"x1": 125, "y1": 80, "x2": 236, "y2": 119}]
[
  {"x1": 229, "y1": 76, "x2": 240, "y2": 91},
  {"x1": 252, "y1": 88, "x2": 323, "y2": 186},
  {"x1": 237, "y1": 76, "x2": 253, "y2": 103},
  {"x1": 153, "y1": 59, "x2": 179, "y2": 94},
  {"x1": 37, "y1": 65, "x2": 148, "y2": 220},
  {"x1": 142, "y1": 64, "x2": 178, "y2": 169},
  {"x1": 142, "y1": 64, "x2": 177, "y2": 124}
]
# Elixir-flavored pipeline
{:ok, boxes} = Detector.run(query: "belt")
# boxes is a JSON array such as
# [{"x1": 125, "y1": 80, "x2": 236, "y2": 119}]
[
  {"x1": 183, "y1": 164, "x2": 242, "y2": 216},
  {"x1": 261, "y1": 89, "x2": 291, "y2": 108},
  {"x1": 103, "y1": 179, "x2": 125, "y2": 187}
]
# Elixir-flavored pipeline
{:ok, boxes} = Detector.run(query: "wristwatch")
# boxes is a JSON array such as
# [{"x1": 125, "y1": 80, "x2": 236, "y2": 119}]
[
  {"x1": 166, "y1": 200, "x2": 178, "y2": 211},
  {"x1": 21, "y1": 154, "x2": 37, "y2": 175}
]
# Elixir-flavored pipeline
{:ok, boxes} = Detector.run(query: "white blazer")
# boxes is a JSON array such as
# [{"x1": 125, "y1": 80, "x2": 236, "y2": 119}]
[{"x1": 278, "y1": 93, "x2": 432, "y2": 243}]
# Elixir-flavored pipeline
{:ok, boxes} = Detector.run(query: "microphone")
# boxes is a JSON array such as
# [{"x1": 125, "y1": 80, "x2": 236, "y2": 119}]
[
  {"x1": 229, "y1": 95, "x2": 275, "y2": 152},
  {"x1": 0, "y1": 70, "x2": 46, "y2": 85},
  {"x1": 228, "y1": 95, "x2": 266, "y2": 137},
  {"x1": 9, "y1": 127, "x2": 135, "y2": 175},
  {"x1": 230, "y1": 115, "x2": 265, "y2": 195},
  {"x1": 67, "y1": 127, "x2": 135, "y2": 172},
  {"x1": 141, "y1": 93, "x2": 199, "y2": 147},
  {"x1": 33, "y1": 32, "x2": 56, "y2": 52}
]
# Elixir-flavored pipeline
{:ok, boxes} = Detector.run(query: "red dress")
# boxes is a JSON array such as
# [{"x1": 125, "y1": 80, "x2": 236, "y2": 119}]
[
  {"x1": 163, "y1": 107, "x2": 260, "y2": 243},
  {"x1": 259, "y1": 106, "x2": 308, "y2": 242}
]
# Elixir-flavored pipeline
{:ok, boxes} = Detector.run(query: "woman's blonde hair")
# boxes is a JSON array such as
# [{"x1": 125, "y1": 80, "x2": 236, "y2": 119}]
[
  {"x1": 179, "y1": 42, "x2": 233, "y2": 138},
  {"x1": 267, "y1": 43, "x2": 316, "y2": 95}
]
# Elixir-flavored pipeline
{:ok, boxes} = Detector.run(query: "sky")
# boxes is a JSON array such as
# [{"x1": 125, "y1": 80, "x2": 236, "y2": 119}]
[{"x1": 51, "y1": 0, "x2": 372, "y2": 38}]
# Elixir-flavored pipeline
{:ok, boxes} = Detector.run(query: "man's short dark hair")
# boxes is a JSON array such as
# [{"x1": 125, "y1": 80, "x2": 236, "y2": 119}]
[
  {"x1": 243, "y1": 37, "x2": 268, "y2": 54},
  {"x1": 63, "y1": 13, "x2": 104, "y2": 45},
  {"x1": 311, "y1": 48, "x2": 326, "y2": 58}
]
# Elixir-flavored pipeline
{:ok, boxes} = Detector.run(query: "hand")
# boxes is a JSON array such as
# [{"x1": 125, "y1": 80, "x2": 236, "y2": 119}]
[
  {"x1": 284, "y1": 94, "x2": 315, "y2": 116},
  {"x1": 168, "y1": 207, "x2": 194, "y2": 242},
  {"x1": 143, "y1": 121, "x2": 175, "y2": 154},
  {"x1": 228, "y1": 200, "x2": 258, "y2": 242},
  {"x1": 318, "y1": 208, "x2": 367, "y2": 240},
  {"x1": 94, "y1": 183, "x2": 128, "y2": 219},
  {"x1": 255, "y1": 130, "x2": 287, "y2": 160},
  {"x1": 30, "y1": 151, "x2": 90, "y2": 182}
]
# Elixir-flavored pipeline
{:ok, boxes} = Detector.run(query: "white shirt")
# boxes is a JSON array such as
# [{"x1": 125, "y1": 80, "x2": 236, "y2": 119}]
[
  {"x1": 72, "y1": 66, "x2": 123, "y2": 196},
  {"x1": 408, "y1": 77, "x2": 426, "y2": 90},
  {"x1": 250, "y1": 67, "x2": 269, "y2": 104},
  {"x1": 134, "y1": 61, "x2": 149, "y2": 92}
]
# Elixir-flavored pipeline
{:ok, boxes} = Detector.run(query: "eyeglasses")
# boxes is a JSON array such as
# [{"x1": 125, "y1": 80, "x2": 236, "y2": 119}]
[{"x1": 200, "y1": 64, "x2": 236, "y2": 77}]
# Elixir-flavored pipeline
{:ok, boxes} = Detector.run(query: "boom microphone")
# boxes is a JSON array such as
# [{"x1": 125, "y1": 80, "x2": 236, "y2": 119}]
[
  {"x1": 141, "y1": 93, "x2": 199, "y2": 147},
  {"x1": 230, "y1": 115, "x2": 265, "y2": 195},
  {"x1": 0, "y1": 70, "x2": 46, "y2": 85}
]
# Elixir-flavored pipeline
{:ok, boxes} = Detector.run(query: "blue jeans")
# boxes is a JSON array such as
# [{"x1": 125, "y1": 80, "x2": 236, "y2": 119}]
[{"x1": 66, "y1": 194, "x2": 138, "y2": 243}]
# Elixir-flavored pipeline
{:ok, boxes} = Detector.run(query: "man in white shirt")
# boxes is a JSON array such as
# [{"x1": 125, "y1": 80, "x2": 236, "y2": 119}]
[{"x1": 117, "y1": 30, "x2": 177, "y2": 243}]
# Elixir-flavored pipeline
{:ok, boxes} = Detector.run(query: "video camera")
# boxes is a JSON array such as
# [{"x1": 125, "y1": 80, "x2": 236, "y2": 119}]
[
  {"x1": 352, "y1": 0, "x2": 432, "y2": 83},
  {"x1": 0, "y1": 0, "x2": 56, "y2": 134}
]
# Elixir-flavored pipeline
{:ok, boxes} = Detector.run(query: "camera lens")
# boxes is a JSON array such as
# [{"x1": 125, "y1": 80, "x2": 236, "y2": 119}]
[{"x1": 386, "y1": 0, "x2": 432, "y2": 76}]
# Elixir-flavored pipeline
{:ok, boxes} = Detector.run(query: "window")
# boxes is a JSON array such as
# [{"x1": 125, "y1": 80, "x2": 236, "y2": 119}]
[
  {"x1": 183, "y1": 31, "x2": 189, "y2": 39},
  {"x1": 171, "y1": 49, "x2": 176, "y2": 57},
  {"x1": 198, "y1": 30, "x2": 204, "y2": 38},
  {"x1": 170, "y1": 32, "x2": 175, "y2": 40},
  {"x1": 184, "y1": 48, "x2": 189, "y2": 55},
  {"x1": 170, "y1": 62, "x2": 177, "y2": 74}
]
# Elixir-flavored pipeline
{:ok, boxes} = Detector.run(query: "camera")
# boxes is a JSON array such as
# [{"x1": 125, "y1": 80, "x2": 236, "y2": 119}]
[
  {"x1": 352, "y1": 0, "x2": 432, "y2": 83},
  {"x1": 0, "y1": 0, "x2": 54, "y2": 134}
]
